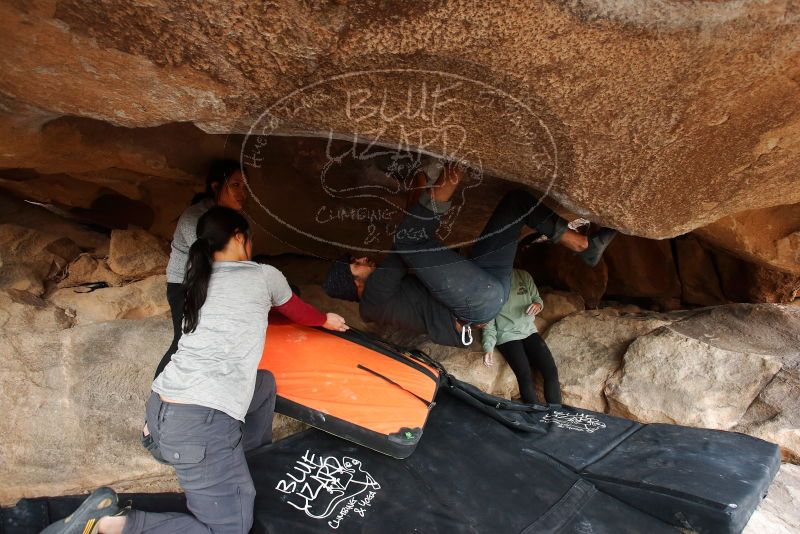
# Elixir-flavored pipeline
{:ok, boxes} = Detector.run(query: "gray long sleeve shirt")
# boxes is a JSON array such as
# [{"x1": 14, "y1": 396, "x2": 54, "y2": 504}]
[{"x1": 166, "y1": 198, "x2": 215, "y2": 284}]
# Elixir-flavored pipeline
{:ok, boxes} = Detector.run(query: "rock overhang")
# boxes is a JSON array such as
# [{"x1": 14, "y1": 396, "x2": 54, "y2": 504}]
[{"x1": 0, "y1": 0, "x2": 798, "y2": 267}]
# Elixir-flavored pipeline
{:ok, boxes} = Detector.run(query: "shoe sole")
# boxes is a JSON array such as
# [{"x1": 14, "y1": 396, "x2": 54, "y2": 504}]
[{"x1": 42, "y1": 487, "x2": 118, "y2": 534}]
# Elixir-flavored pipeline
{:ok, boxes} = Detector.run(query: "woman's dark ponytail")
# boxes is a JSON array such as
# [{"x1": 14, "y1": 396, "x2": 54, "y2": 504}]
[{"x1": 182, "y1": 206, "x2": 250, "y2": 333}]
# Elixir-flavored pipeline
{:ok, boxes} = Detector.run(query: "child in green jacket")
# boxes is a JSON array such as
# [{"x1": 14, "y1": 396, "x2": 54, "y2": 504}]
[{"x1": 482, "y1": 269, "x2": 561, "y2": 405}]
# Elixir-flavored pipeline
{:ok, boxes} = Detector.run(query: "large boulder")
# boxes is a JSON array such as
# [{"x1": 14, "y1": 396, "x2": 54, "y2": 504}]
[
  {"x1": 670, "y1": 304, "x2": 800, "y2": 463},
  {"x1": 107, "y1": 228, "x2": 169, "y2": 280},
  {"x1": 0, "y1": 317, "x2": 175, "y2": 503},
  {"x1": 605, "y1": 326, "x2": 781, "y2": 429},
  {"x1": 49, "y1": 275, "x2": 169, "y2": 325},
  {"x1": 544, "y1": 309, "x2": 673, "y2": 412},
  {"x1": 0, "y1": 224, "x2": 81, "y2": 295},
  {"x1": 607, "y1": 304, "x2": 800, "y2": 456}
]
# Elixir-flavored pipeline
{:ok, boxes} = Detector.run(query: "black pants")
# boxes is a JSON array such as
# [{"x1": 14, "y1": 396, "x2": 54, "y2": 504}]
[
  {"x1": 497, "y1": 333, "x2": 561, "y2": 405},
  {"x1": 394, "y1": 190, "x2": 569, "y2": 323},
  {"x1": 154, "y1": 282, "x2": 184, "y2": 380}
]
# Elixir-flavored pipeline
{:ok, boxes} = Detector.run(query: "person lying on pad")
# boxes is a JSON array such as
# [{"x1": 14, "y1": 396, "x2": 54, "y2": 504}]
[
  {"x1": 42, "y1": 206, "x2": 347, "y2": 534},
  {"x1": 482, "y1": 268, "x2": 561, "y2": 405},
  {"x1": 323, "y1": 161, "x2": 616, "y2": 347}
]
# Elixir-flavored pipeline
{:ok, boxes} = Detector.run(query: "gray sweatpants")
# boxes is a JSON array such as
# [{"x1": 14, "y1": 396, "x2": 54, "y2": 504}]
[{"x1": 123, "y1": 370, "x2": 276, "y2": 534}]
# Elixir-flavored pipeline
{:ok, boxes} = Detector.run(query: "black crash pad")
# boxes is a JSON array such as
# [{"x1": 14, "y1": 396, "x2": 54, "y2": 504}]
[
  {"x1": 2, "y1": 390, "x2": 779, "y2": 534},
  {"x1": 497, "y1": 403, "x2": 780, "y2": 533}
]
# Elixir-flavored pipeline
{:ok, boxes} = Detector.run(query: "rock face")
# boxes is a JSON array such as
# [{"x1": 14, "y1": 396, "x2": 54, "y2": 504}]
[
  {"x1": 534, "y1": 289, "x2": 585, "y2": 333},
  {"x1": 58, "y1": 253, "x2": 125, "y2": 289},
  {"x1": 0, "y1": 224, "x2": 81, "y2": 295},
  {"x1": 107, "y1": 228, "x2": 170, "y2": 280},
  {"x1": 742, "y1": 463, "x2": 800, "y2": 534},
  {"x1": 0, "y1": 195, "x2": 108, "y2": 251},
  {"x1": 0, "y1": 317, "x2": 175, "y2": 503},
  {"x1": 544, "y1": 310, "x2": 673, "y2": 412},
  {"x1": 0, "y1": 289, "x2": 72, "y2": 332},
  {"x1": 604, "y1": 235, "x2": 681, "y2": 299},
  {"x1": 1, "y1": 1, "x2": 799, "y2": 251},
  {"x1": 674, "y1": 236, "x2": 727, "y2": 306},
  {"x1": 714, "y1": 249, "x2": 800, "y2": 304},
  {"x1": 696, "y1": 203, "x2": 800, "y2": 275},
  {"x1": 49, "y1": 275, "x2": 169, "y2": 325},
  {"x1": 0, "y1": 264, "x2": 47, "y2": 297},
  {"x1": 521, "y1": 244, "x2": 608, "y2": 308},
  {"x1": 0, "y1": 316, "x2": 307, "y2": 505},
  {"x1": 2, "y1": 2, "x2": 800, "y2": 516}
]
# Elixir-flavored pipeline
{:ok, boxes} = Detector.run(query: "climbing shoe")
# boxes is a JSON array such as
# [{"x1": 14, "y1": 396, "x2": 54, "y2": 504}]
[
  {"x1": 41, "y1": 487, "x2": 120, "y2": 534},
  {"x1": 578, "y1": 227, "x2": 618, "y2": 267}
]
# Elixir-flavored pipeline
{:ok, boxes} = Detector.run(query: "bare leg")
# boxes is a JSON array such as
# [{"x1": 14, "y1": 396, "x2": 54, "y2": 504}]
[
  {"x1": 558, "y1": 230, "x2": 589, "y2": 252},
  {"x1": 429, "y1": 162, "x2": 462, "y2": 203},
  {"x1": 97, "y1": 515, "x2": 127, "y2": 534}
]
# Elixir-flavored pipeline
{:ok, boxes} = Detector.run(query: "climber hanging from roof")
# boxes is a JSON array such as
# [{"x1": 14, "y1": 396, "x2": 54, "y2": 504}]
[{"x1": 323, "y1": 159, "x2": 617, "y2": 347}]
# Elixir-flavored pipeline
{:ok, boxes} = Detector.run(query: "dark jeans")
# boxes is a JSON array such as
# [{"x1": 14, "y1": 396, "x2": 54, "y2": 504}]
[
  {"x1": 154, "y1": 283, "x2": 184, "y2": 380},
  {"x1": 394, "y1": 190, "x2": 568, "y2": 323},
  {"x1": 127, "y1": 371, "x2": 276, "y2": 534},
  {"x1": 497, "y1": 333, "x2": 561, "y2": 405}
]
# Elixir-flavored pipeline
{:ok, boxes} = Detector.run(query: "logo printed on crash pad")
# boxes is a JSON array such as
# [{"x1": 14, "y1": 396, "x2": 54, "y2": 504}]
[
  {"x1": 276, "y1": 450, "x2": 381, "y2": 529},
  {"x1": 542, "y1": 411, "x2": 607, "y2": 433}
]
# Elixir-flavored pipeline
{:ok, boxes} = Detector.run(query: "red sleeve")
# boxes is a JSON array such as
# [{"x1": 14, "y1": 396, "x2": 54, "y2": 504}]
[{"x1": 271, "y1": 293, "x2": 327, "y2": 327}]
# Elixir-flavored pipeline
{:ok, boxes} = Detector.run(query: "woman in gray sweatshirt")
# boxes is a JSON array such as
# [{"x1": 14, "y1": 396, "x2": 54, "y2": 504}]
[
  {"x1": 42, "y1": 207, "x2": 348, "y2": 534},
  {"x1": 155, "y1": 159, "x2": 249, "y2": 379}
]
